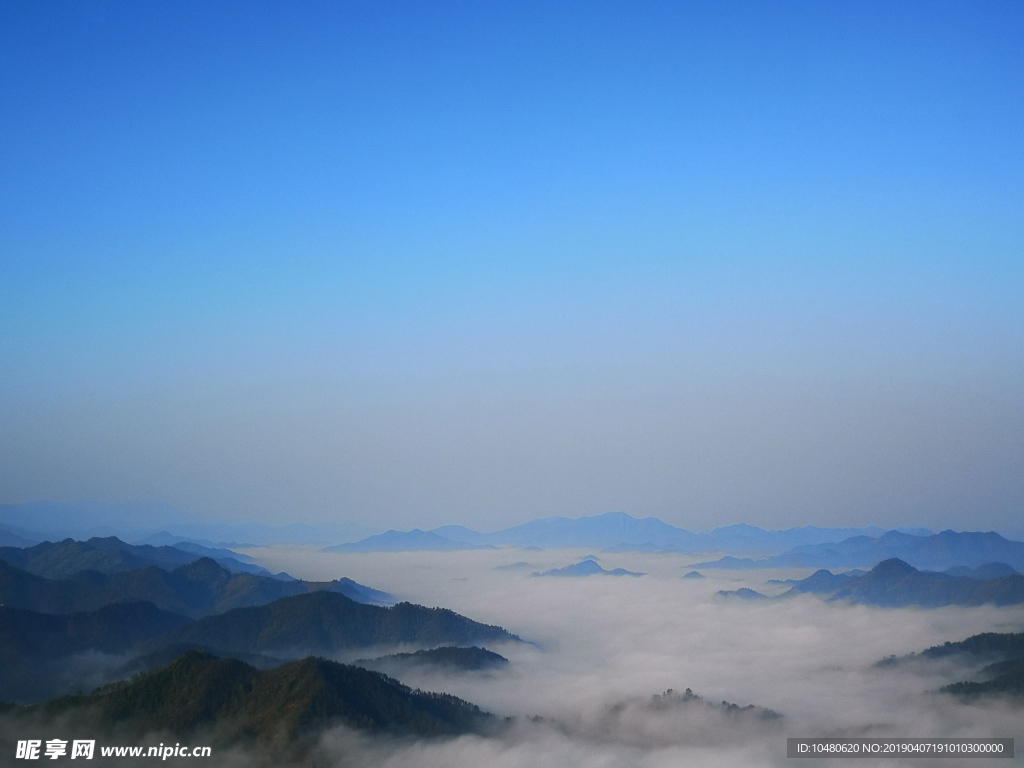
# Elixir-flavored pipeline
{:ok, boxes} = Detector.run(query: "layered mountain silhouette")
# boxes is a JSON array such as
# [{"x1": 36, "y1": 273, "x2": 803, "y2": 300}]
[
  {"x1": 324, "y1": 512, "x2": 923, "y2": 554},
  {"x1": 782, "y1": 559, "x2": 1024, "y2": 607},
  {"x1": 0, "y1": 556, "x2": 391, "y2": 618},
  {"x1": 692, "y1": 530, "x2": 1024, "y2": 572},
  {"x1": 0, "y1": 536, "x2": 277, "y2": 579},
  {"x1": 1, "y1": 587, "x2": 519, "y2": 703},
  {"x1": 18, "y1": 650, "x2": 495, "y2": 745}
]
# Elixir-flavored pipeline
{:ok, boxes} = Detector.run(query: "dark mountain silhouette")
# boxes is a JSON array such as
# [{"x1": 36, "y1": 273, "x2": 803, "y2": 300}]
[
  {"x1": 884, "y1": 632, "x2": 1024, "y2": 700},
  {"x1": 943, "y1": 667, "x2": 1024, "y2": 698},
  {"x1": 920, "y1": 632, "x2": 1024, "y2": 662},
  {"x1": 0, "y1": 602, "x2": 189, "y2": 660},
  {"x1": 0, "y1": 602, "x2": 191, "y2": 703},
  {"x1": 533, "y1": 559, "x2": 643, "y2": 577},
  {"x1": 0, "y1": 537, "x2": 195, "y2": 578},
  {"x1": 0, "y1": 536, "x2": 271, "y2": 579},
  {"x1": 356, "y1": 646, "x2": 509, "y2": 674},
  {"x1": 648, "y1": 687, "x2": 782, "y2": 720},
  {"x1": 682, "y1": 571, "x2": 704, "y2": 579},
  {"x1": 0, "y1": 557, "x2": 391, "y2": 618},
  {"x1": 149, "y1": 591, "x2": 520, "y2": 658},
  {"x1": 692, "y1": 530, "x2": 1024, "y2": 572},
  {"x1": 24, "y1": 650, "x2": 495, "y2": 745},
  {"x1": 135, "y1": 532, "x2": 263, "y2": 562},
  {"x1": 1, "y1": 588, "x2": 516, "y2": 702},
  {"x1": 782, "y1": 560, "x2": 1024, "y2": 607},
  {"x1": 0, "y1": 560, "x2": 115, "y2": 614}
]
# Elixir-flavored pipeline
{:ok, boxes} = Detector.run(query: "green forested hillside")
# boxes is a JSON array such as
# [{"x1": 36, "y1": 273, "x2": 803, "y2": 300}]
[{"x1": 33, "y1": 650, "x2": 494, "y2": 743}]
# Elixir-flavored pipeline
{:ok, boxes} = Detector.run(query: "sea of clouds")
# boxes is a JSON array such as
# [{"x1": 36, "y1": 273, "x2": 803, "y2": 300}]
[{"x1": 229, "y1": 547, "x2": 1024, "y2": 767}]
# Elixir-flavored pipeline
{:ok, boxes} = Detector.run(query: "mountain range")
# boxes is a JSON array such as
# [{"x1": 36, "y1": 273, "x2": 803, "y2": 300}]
[
  {"x1": 779, "y1": 559, "x2": 1024, "y2": 607},
  {"x1": 324, "y1": 512, "x2": 930, "y2": 555},
  {"x1": 691, "y1": 530, "x2": 1024, "y2": 572},
  {"x1": 0, "y1": 556, "x2": 391, "y2": 618},
  {"x1": 0, "y1": 535, "x2": 280, "y2": 579},
  {"x1": 0, "y1": 587, "x2": 520, "y2": 703}
]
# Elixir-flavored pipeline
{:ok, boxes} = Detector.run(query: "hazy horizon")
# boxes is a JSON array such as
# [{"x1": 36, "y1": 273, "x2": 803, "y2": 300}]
[{"x1": 2, "y1": 499, "x2": 1022, "y2": 544}]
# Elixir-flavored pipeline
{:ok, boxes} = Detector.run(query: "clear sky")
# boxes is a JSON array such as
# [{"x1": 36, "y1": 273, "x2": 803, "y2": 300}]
[{"x1": 1, "y1": 0, "x2": 1023, "y2": 534}]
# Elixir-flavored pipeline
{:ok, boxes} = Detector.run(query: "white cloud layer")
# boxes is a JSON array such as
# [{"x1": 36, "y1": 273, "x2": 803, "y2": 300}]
[{"x1": 242, "y1": 548, "x2": 1024, "y2": 767}]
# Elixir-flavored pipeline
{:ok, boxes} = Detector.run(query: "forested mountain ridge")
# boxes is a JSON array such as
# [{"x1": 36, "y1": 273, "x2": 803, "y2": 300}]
[
  {"x1": 151, "y1": 590, "x2": 521, "y2": 657},
  {"x1": 13, "y1": 650, "x2": 495, "y2": 746},
  {"x1": 0, "y1": 557, "x2": 391, "y2": 618}
]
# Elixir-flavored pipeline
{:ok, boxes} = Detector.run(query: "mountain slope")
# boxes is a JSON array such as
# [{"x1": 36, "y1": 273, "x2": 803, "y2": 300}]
[
  {"x1": 150, "y1": 590, "x2": 520, "y2": 657},
  {"x1": 883, "y1": 632, "x2": 1024, "y2": 700},
  {"x1": 921, "y1": 632, "x2": 1024, "y2": 661},
  {"x1": 31, "y1": 650, "x2": 494, "y2": 742},
  {"x1": 0, "y1": 602, "x2": 191, "y2": 703},
  {"x1": 0, "y1": 560, "x2": 114, "y2": 614}
]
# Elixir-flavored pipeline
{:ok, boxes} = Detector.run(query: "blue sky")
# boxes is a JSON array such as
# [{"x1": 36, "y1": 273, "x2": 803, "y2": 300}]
[{"x1": 1, "y1": 1, "x2": 1023, "y2": 534}]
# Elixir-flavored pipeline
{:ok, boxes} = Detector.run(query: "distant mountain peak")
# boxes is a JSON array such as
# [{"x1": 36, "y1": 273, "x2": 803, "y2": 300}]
[
  {"x1": 534, "y1": 559, "x2": 644, "y2": 578},
  {"x1": 871, "y1": 558, "x2": 917, "y2": 576}
]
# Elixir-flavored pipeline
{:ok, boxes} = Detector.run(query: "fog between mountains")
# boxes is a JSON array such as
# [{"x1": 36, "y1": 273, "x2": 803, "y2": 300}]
[
  {"x1": 227, "y1": 548, "x2": 1024, "y2": 765},
  {"x1": 5, "y1": 547, "x2": 1013, "y2": 768}
]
